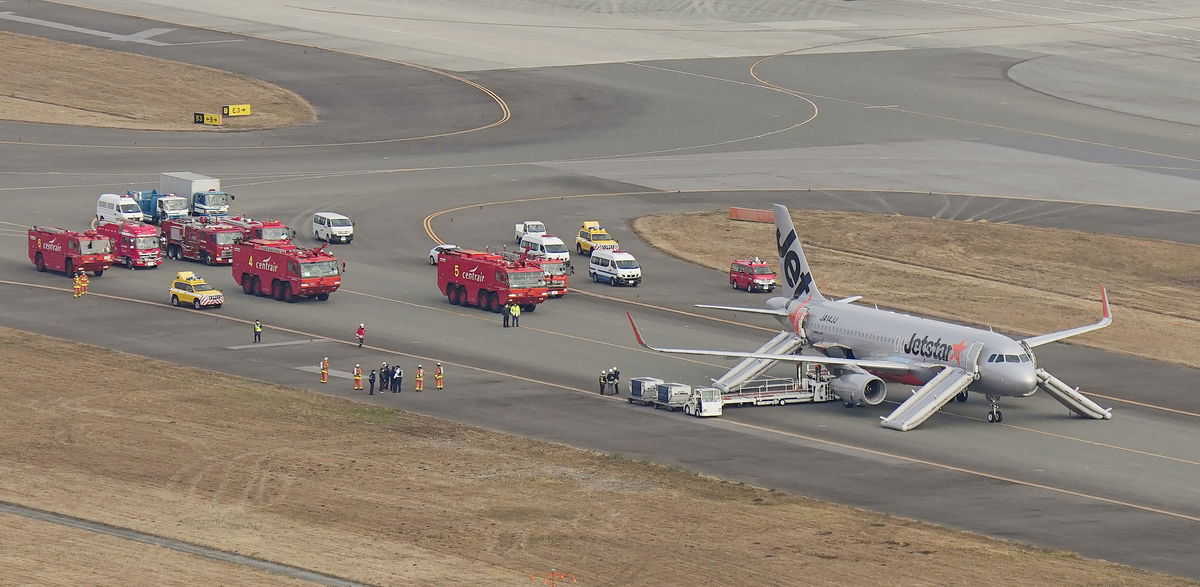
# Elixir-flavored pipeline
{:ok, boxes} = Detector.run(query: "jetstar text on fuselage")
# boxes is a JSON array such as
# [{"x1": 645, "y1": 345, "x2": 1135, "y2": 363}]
[{"x1": 902, "y1": 333, "x2": 963, "y2": 362}]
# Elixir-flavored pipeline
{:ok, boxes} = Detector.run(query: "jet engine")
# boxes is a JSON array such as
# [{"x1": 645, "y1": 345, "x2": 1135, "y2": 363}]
[{"x1": 830, "y1": 373, "x2": 887, "y2": 406}]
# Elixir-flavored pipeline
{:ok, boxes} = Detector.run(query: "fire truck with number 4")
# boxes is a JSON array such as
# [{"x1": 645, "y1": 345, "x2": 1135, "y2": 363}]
[
  {"x1": 160, "y1": 217, "x2": 243, "y2": 265},
  {"x1": 232, "y1": 239, "x2": 344, "y2": 302},
  {"x1": 28, "y1": 226, "x2": 114, "y2": 277},
  {"x1": 438, "y1": 248, "x2": 549, "y2": 312}
]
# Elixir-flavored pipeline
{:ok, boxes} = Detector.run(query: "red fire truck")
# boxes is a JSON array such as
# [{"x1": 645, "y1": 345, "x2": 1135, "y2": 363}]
[
  {"x1": 95, "y1": 221, "x2": 162, "y2": 268},
  {"x1": 729, "y1": 257, "x2": 777, "y2": 293},
  {"x1": 28, "y1": 226, "x2": 114, "y2": 277},
  {"x1": 438, "y1": 248, "x2": 549, "y2": 312},
  {"x1": 232, "y1": 239, "x2": 344, "y2": 302},
  {"x1": 222, "y1": 216, "x2": 294, "y2": 243},
  {"x1": 160, "y1": 217, "x2": 243, "y2": 265},
  {"x1": 501, "y1": 250, "x2": 569, "y2": 298}
]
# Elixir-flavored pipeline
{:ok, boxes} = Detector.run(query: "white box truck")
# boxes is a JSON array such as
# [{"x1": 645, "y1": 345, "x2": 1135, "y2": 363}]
[{"x1": 160, "y1": 172, "x2": 234, "y2": 218}]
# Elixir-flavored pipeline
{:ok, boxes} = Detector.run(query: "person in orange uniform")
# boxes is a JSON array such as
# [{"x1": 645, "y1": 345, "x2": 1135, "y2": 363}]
[
  {"x1": 414, "y1": 364, "x2": 424, "y2": 392},
  {"x1": 353, "y1": 363, "x2": 363, "y2": 390},
  {"x1": 72, "y1": 270, "x2": 83, "y2": 298},
  {"x1": 78, "y1": 270, "x2": 90, "y2": 296},
  {"x1": 320, "y1": 357, "x2": 329, "y2": 384},
  {"x1": 435, "y1": 363, "x2": 444, "y2": 390}
]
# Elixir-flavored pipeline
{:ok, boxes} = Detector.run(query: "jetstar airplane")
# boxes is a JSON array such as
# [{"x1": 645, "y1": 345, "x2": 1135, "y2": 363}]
[{"x1": 628, "y1": 204, "x2": 1113, "y2": 431}]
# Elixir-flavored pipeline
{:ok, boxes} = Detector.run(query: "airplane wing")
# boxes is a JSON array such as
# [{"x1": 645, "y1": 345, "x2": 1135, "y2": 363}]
[
  {"x1": 694, "y1": 304, "x2": 788, "y2": 316},
  {"x1": 627, "y1": 312, "x2": 910, "y2": 371},
  {"x1": 1022, "y1": 286, "x2": 1112, "y2": 348}
]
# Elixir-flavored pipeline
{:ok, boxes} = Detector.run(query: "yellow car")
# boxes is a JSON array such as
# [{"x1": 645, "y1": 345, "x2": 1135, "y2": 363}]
[
  {"x1": 576, "y1": 220, "x2": 619, "y2": 256},
  {"x1": 170, "y1": 271, "x2": 224, "y2": 309}
]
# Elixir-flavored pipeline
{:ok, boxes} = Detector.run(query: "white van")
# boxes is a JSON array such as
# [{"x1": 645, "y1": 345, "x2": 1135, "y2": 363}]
[
  {"x1": 518, "y1": 233, "x2": 570, "y2": 262},
  {"x1": 313, "y1": 212, "x2": 354, "y2": 244},
  {"x1": 589, "y1": 249, "x2": 641, "y2": 287},
  {"x1": 96, "y1": 193, "x2": 145, "y2": 223}
]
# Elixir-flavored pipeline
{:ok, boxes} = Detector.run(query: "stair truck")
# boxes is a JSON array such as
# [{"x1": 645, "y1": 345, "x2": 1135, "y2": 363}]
[
  {"x1": 160, "y1": 172, "x2": 234, "y2": 218},
  {"x1": 28, "y1": 226, "x2": 114, "y2": 277},
  {"x1": 628, "y1": 364, "x2": 838, "y2": 418},
  {"x1": 232, "y1": 239, "x2": 343, "y2": 302},
  {"x1": 160, "y1": 217, "x2": 244, "y2": 265},
  {"x1": 437, "y1": 248, "x2": 550, "y2": 312},
  {"x1": 501, "y1": 250, "x2": 570, "y2": 298},
  {"x1": 95, "y1": 221, "x2": 162, "y2": 268},
  {"x1": 223, "y1": 216, "x2": 294, "y2": 242},
  {"x1": 128, "y1": 189, "x2": 189, "y2": 224}
]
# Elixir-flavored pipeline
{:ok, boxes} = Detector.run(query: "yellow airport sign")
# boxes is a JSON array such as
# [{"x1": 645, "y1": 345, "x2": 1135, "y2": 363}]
[
  {"x1": 193, "y1": 112, "x2": 223, "y2": 126},
  {"x1": 222, "y1": 104, "x2": 252, "y2": 116}
]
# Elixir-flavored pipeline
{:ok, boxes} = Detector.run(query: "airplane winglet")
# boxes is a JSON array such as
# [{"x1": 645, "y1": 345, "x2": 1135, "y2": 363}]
[
  {"x1": 1021, "y1": 286, "x2": 1113, "y2": 348},
  {"x1": 1101, "y1": 286, "x2": 1111, "y2": 320},
  {"x1": 627, "y1": 312, "x2": 651, "y2": 350}
]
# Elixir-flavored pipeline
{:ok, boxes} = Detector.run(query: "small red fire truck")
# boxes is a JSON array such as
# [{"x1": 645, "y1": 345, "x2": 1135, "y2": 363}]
[
  {"x1": 729, "y1": 257, "x2": 777, "y2": 293},
  {"x1": 28, "y1": 226, "x2": 114, "y2": 277},
  {"x1": 160, "y1": 217, "x2": 243, "y2": 265},
  {"x1": 95, "y1": 221, "x2": 162, "y2": 268},
  {"x1": 501, "y1": 250, "x2": 569, "y2": 298},
  {"x1": 438, "y1": 248, "x2": 549, "y2": 312},
  {"x1": 232, "y1": 239, "x2": 344, "y2": 302},
  {"x1": 222, "y1": 216, "x2": 294, "y2": 243}
]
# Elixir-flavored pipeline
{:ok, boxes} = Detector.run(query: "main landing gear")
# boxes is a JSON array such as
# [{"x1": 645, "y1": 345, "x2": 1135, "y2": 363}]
[{"x1": 985, "y1": 394, "x2": 1003, "y2": 423}]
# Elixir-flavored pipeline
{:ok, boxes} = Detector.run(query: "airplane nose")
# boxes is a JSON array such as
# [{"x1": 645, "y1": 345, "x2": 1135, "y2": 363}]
[{"x1": 1016, "y1": 365, "x2": 1038, "y2": 394}]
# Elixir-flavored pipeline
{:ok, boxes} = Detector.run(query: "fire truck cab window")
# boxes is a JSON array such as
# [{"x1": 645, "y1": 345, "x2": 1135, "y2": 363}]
[
  {"x1": 495, "y1": 271, "x2": 507, "y2": 283},
  {"x1": 299, "y1": 260, "x2": 340, "y2": 278},
  {"x1": 288, "y1": 261, "x2": 299, "y2": 275},
  {"x1": 68, "y1": 240, "x2": 80, "y2": 253}
]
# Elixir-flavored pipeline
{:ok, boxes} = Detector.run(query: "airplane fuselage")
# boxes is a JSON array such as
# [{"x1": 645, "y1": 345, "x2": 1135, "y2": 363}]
[{"x1": 776, "y1": 297, "x2": 1039, "y2": 397}]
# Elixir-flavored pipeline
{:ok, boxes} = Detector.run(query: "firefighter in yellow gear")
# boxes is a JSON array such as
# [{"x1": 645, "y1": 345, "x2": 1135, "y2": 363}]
[
  {"x1": 353, "y1": 364, "x2": 363, "y2": 390},
  {"x1": 435, "y1": 363, "x2": 444, "y2": 390},
  {"x1": 79, "y1": 272, "x2": 90, "y2": 296},
  {"x1": 72, "y1": 271, "x2": 83, "y2": 298},
  {"x1": 320, "y1": 357, "x2": 329, "y2": 384},
  {"x1": 415, "y1": 364, "x2": 425, "y2": 392}
]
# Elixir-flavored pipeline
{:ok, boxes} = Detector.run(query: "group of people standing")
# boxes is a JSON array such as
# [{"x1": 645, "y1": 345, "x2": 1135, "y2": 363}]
[
  {"x1": 599, "y1": 366, "x2": 621, "y2": 395},
  {"x1": 71, "y1": 270, "x2": 90, "y2": 298},
  {"x1": 501, "y1": 302, "x2": 522, "y2": 327},
  {"x1": 342, "y1": 360, "x2": 445, "y2": 395}
]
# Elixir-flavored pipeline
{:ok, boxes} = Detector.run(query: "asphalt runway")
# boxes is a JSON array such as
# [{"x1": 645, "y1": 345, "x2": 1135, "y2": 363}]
[{"x1": 3, "y1": 0, "x2": 1200, "y2": 580}]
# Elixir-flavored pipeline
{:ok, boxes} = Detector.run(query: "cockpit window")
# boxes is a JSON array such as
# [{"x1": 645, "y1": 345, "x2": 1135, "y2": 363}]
[
  {"x1": 1019, "y1": 354, "x2": 1031, "y2": 362},
  {"x1": 988, "y1": 354, "x2": 998, "y2": 363},
  {"x1": 1005, "y1": 355, "x2": 1020, "y2": 363}
]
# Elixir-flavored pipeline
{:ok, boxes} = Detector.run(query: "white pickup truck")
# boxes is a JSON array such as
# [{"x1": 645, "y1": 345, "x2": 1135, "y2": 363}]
[{"x1": 514, "y1": 220, "x2": 547, "y2": 243}]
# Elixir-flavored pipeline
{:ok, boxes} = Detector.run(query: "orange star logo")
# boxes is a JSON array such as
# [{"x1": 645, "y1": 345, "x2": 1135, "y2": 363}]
[{"x1": 948, "y1": 340, "x2": 968, "y2": 364}]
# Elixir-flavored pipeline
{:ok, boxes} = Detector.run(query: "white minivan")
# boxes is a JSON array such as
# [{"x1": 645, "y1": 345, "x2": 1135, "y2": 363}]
[
  {"x1": 589, "y1": 249, "x2": 641, "y2": 287},
  {"x1": 518, "y1": 233, "x2": 571, "y2": 262},
  {"x1": 313, "y1": 212, "x2": 354, "y2": 244},
  {"x1": 96, "y1": 193, "x2": 145, "y2": 223}
]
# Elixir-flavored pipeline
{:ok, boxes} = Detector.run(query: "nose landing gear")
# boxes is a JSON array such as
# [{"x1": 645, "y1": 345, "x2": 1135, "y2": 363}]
[{"x1": 985, "y1": 394, "x2": 1003, "y2": 423}]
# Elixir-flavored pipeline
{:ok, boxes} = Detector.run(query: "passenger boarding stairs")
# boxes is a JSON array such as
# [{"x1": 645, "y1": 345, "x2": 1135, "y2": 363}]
[
  {"x1": 712, "y1": 330, "x2": 804, "y2": 392},
  {"x1": 1035, "y1": 369, "x2": 1112, "y2": 420},
  {"x1": 881, "y1": 342, "x2": 984, "y2": 432}
]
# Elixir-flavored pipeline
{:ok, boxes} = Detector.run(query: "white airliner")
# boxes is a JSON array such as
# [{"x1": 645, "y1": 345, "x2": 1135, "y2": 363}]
[{"x1": 629, "y1": 204, "x2": 1113, "y2": 431}]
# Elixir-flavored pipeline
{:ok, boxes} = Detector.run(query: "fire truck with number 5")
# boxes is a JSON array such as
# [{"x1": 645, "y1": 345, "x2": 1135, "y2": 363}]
[
  {"x1": 438, "y1": 248, "x2": 549, "y2": 312},
  {"x1": 28, "y1": 226, "x2": 114, "y2": 277},
  {"x1": 232, "y1": 239, "x2": 344, "y2": 302}
]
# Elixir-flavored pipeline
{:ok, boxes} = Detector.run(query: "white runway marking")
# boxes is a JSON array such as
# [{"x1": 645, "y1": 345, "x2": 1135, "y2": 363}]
[
  {"x1": 226, "y1": 339, "x2": 334, "y2": 350},
  {"x1": 294, "y1": 366, "x2": 354, "y2": 380}
]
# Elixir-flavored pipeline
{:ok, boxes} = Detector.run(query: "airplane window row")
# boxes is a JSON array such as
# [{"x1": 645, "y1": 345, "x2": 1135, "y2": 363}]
[{"x1": 987, "y1": 353, "x2": 1031, "y2": 363}]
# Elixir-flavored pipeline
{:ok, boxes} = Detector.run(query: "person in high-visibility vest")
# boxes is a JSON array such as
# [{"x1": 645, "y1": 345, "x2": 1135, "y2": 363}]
[
  {"x1": 435, "y1": 363, "x2": 444, "y2": 390},
  {"x1": 509, "y1": 302, "x2": 521, "y2": 327},
  {"x1": 320, "y1": 357, "x2": 329, "y2": 384},
  {"x1": 78, "y1": 271, "x2": 90, "y2": 296},
  {"x1": 599, "y1": 370, "x2": 608, "y2": 395},
  {"x1": 72, "y1": 271, "x2": 83, "y2": 299},
  {"x1": 415, "y1": 364, "x2": 424, "y2": 392},
  {"x1": 253, "y1": 319, "x2": 263, "y2": 343},
  {"x1": 353, "y1": 364, "x2": 363, "y2": 390}
]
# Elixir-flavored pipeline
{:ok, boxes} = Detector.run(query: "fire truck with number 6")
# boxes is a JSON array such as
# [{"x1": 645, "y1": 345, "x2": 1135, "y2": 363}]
[
  {"x1": 438, "y1": 248, "x2": 549, "y2": 312},
  {"x1": 28, "y1": 226, "x2": 114, "y2": 277},
  {"x1": 232, "y1": 239, "x2": 344, "y2": 302}
]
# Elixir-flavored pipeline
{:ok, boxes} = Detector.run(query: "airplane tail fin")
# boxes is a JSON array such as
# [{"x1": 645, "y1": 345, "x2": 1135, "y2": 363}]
[{"x1": 773, "y1": 204, "x2": 824, "y2": 302}]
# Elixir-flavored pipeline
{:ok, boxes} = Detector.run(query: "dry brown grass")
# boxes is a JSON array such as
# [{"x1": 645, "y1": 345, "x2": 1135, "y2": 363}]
[
  {"x1": 0, "y1": 31, "x2": 314, "y2": 131},
  {"x1": 633, "y1": 209, "x2": 1200, "y2": 369},
  {"x1": 1, "y1": 326, "x2": 1190, "y2": 585}
]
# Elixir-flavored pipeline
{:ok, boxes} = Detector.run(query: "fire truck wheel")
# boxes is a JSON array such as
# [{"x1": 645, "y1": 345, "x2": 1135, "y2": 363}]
[
  {"x1": 193, "y1": 299, "x2": 202, "y2": 310},
  {"x1": 284, "y1": 284, "x2": 297, "y2": 303},
  {"x1": 522, "y1": 304, "x2": 536, "y2": 312},
  {"x1": 316, "y1": 293, "x2": 330, "y2": 301},
  {"x1": 34, "y1": 253, "x2": 46, "y2": 272},
  {"x1": 171, "y1": 295, "x2": 180, "y2": 307},
  {"x1": 242, "y1": 275, "x2": 254, "y2": 295},
  {"x1": 92, "y1": 270, "x2": 103, "y2": 277},
  {"x1": 250, "y1": 277, "x2": 262, "y2": 296},
  {"x1": 201, "y1": 252, "x2": 212, "y2": 266},
  {"x1": 273, "y1": 281, "x2": 286, "y2": 301},
  {"x1": 64, "y1": 259, "x2": 74, "y2": 277}
]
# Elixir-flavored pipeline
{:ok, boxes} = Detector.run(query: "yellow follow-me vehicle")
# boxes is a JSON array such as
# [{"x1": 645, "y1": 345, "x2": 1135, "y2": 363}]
[
  {"x1": 169, "y1": 271, "x2": 224, "y2": 310},
  {"x1": 576, "y1": 220, "x2": 619, "y2": 256}
]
